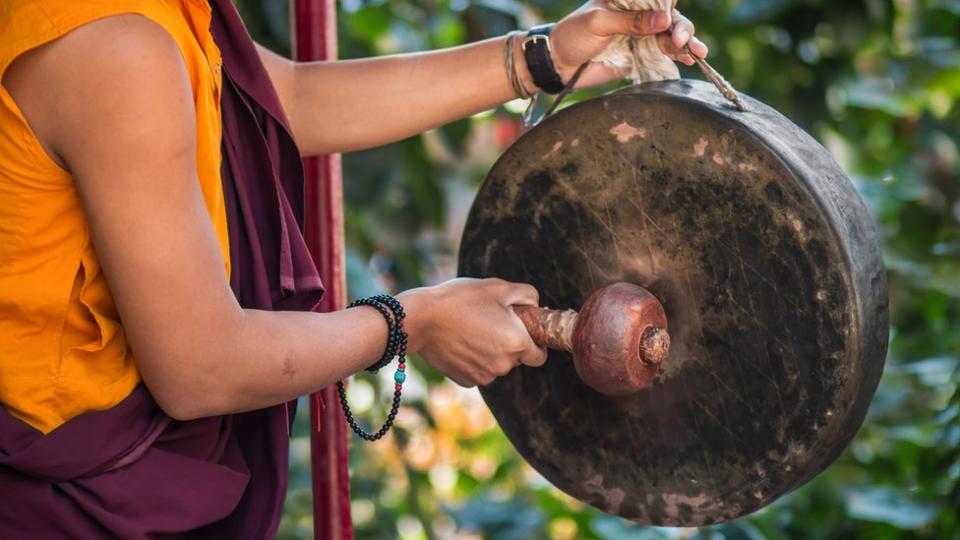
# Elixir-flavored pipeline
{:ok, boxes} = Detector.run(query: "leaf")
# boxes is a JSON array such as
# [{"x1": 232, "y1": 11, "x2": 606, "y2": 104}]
[
  {"x1": 347, "y1": 5, "x2": 393, "y2": 43},
  {"x1": 445, "y1": 496, "x2": 546, "y2": 540},
  {"x1": 704, "y1": 521, "x2": 770, "y2": 540},
  {"x1": 590, "y1": 516, "x2": 675, "y2": 540},
  {"x1": 839, "y1": 77, "x2": 917, "y2": 116},
  {"x1": 728, "y1": 0, "x2": 795, "y2": 24},
  {"x1": 889, "y1": 356, "x2": 960, "y2": 386},
  {"x1": 439, "y1": 117, "x2": 473, "y2": 155},
  {"x1": 843, "y1": 486, "x2": 938, "y2": 529}
]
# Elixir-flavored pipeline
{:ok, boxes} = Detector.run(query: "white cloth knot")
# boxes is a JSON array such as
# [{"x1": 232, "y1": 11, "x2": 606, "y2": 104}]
[{"x1": 593, "y1": 0, "x2": 679, "y2": 83}]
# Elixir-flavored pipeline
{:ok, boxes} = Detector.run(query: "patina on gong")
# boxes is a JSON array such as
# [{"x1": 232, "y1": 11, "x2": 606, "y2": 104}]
[{"x1": 458, "y1": 79, "x2": 889, "y2": 525}]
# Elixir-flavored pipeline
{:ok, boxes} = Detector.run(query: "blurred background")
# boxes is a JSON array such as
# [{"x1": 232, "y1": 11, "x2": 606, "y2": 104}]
[{"x1": 234, "y1": 0, "x2": 959, "y2": 538}]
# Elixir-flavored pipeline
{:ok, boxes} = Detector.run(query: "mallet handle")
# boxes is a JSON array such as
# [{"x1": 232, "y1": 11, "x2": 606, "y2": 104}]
[{"x1": 512, "y1": 305, "x2": 578, "y2": 353}]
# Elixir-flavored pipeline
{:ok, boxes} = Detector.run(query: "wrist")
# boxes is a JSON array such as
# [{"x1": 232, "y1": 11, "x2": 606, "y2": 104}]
[
  {"x1": 520, "y1": 25, "x2": 566, "y2": 94},
  {"x1": 395, "y1": 287, "x2": 436, "y2": 354},
  {"x1": 552, "y1": 55, "x2": 579, "y2": 86}
]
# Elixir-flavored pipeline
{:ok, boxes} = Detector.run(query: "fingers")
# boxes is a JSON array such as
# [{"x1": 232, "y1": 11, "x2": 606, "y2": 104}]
[
  {"x1": 688, "y1": 36, "x2": 709, "y2": 59},
  {"x1": 508, "y1": 320, "x2": 548, "y2": 372},
  {"x1": 656, "y1": 34, "x2": 708, "y2": 66},
  {"x1": 670, "y1": 9, "x2": 694, "y2": 51},
  {"x1": 482, "y1": 277, "x2": 539, "y2": 306},
  {"x1": 422, "y1": 278, "x2": 550, "y2": 389},
  {"x1": 585, "y1": 6, "x2": 672, "y2": 37},
  {"x1": 478, "y1": 339, "x2": 545, "y2": 388},
  {"x1": 657, "y1": 33, "x2": 694, "y2": 65},
  {"x1": 658, "y1": 10, "x2": 708, "y2": 64},
  {"x1": 501, "y1": 281, "x2": 539, "y2": 307},
  {"x1": 589, "y1": 5, "x2": 710, "y2": 65},
  {"x1": 492, "y1": 279, "x2": 546, "y2": 367},
  {"x1": 520, "y1": 343, "x2": 549, "y2": 367},
  {"x1": 449, "y1": 340, "x2": 544, "y2": 389},
  {"x1": 446, "y1": 372, "x2": 475, "y2": 388}
]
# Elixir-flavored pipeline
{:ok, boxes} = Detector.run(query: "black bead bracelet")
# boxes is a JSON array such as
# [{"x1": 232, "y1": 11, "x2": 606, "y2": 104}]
[
  {"x1": 349, "y1": 297, "x2": 401, "y2": 373},
  {"x1": 338, "y1": 294, "x2": 408, "y2": 441}
]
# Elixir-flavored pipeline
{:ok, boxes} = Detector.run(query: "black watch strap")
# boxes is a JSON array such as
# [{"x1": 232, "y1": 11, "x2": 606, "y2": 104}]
[{"x1": 522, "y1": 24, "x2": 565, "y2": 95}]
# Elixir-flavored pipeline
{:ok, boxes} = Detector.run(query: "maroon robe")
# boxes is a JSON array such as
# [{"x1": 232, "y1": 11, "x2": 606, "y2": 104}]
[{"x1": 0, "y1": 1, "x2": 325, "y2": 537}]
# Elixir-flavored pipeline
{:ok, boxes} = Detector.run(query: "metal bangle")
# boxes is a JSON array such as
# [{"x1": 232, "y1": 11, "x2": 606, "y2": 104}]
[
  {"x1": 505, "y1": 31, "x2": 532, "y2": 100},
  {"x1": 504, "y1": 31, "x2": 521, "y2": 99}
]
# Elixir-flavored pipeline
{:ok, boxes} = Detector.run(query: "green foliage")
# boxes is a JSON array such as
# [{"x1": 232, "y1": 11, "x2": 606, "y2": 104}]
[{"x1": 234, "y1": 0, "x2": 959, "y2": 538}]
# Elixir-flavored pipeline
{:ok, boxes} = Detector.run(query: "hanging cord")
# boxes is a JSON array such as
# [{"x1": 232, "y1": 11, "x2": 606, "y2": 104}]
[
  {"x1": 538, "y1": 49, "x2": 746, "y2": 127},
  {"x1": 536, "y1": 5, "x2": 747, "y2": 126},
  {"x1": 684, "y1": 44, "x2": 747, "y2": 111},
  {"x1": 540, "y1": 61, "x2": 591, "y2": 120}
]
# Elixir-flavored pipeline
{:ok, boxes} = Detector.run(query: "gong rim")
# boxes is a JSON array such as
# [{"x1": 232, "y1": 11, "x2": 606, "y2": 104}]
[{"x1": 458, "y1": 79, "x2": 888, "y2": 525}]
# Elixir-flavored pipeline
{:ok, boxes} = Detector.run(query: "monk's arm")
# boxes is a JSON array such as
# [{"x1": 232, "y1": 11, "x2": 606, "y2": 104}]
[
  {"x1": 0, "y1": 16, "x2": 426, "y2": 420},
  {"x1": 257, "y1": 3, "x2": 707, "y2": 155},
  {"x1": 6, "y1": 15, "x2": 547, "y2": 419}
]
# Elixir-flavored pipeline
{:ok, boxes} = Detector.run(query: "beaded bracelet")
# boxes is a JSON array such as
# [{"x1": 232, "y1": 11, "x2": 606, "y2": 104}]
[
  {"x1": 338, "y1": 294, "x2": 408, "y2": 441},
  {"x1": 350, "y1": 297, "x2": 400, "y2": 373}
]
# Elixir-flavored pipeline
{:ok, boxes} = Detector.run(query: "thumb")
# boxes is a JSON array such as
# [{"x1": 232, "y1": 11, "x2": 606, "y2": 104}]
[{"x1": 586, "y1": 8, "x2": 672, "y2": 37}]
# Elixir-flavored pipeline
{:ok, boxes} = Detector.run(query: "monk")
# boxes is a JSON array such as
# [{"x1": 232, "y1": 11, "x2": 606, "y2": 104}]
[{"x1": 0, "y1": 0, "x2": 707, "y2": 536}]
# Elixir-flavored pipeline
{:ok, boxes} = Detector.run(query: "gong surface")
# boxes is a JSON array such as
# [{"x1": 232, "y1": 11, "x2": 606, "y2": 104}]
[{"x1": 458, "y1": 80, "x2": 888, "y2": 525}]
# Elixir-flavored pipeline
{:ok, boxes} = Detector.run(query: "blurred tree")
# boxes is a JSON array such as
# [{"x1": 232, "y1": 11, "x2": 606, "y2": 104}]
[{"x1": 233, "y1": 0, "x2": 959, "y2": 538}]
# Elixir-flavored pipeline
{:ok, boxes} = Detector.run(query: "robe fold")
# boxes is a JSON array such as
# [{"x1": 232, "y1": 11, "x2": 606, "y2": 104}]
[{"x1": 0, "y1": 0, "x2": 327, "y2": 537}]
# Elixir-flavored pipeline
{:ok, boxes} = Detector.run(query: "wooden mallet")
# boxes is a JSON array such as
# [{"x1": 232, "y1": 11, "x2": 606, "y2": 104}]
[{"x1": 513, "y1": 282, "x2": 670, "y2": 395}]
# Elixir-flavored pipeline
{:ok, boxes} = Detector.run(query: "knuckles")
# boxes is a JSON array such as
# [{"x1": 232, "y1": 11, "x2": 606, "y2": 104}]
[
  {"x1": 580, "y1": 8, "x2": 603, "y2": 33},
  {"x1": 633, "y1": 12, "x2": 656, "y2": 34},
  {"x1": 517, "y1": 283, "x2": 540, "y2": 304},
  {"x1": 483, "y1": 277, "x2": 507, "y2": 288},
  {"x1": 504, "y1": 332, "x2": 527, "y2": 354},
  {"x1": 494, "y1": 360, "x2": 515, "y2": 377},
  {"x1": 527, "y1": 349, "x2": 549, "y2": 367}
]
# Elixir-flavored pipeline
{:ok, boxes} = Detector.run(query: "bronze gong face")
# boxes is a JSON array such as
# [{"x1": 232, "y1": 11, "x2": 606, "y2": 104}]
[{"x1": 457, "y1": 80, "x2": 889, "y2": 526}]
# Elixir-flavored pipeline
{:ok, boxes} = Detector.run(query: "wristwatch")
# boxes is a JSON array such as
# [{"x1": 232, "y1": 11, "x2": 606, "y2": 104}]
[{"x1": 522, "y1": 24, "x2": 565, "y2": 95}]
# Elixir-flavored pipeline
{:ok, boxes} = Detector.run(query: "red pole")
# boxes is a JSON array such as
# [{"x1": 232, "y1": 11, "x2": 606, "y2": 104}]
[{"x1": 290, "y1": 1, "x2": 353, "y2": 539}]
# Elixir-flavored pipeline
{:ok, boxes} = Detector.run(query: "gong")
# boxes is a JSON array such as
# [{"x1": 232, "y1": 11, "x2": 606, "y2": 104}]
[{"x1": 457, "y1": 79, "x2": 889, "y2": 525}]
